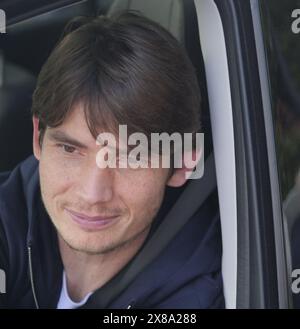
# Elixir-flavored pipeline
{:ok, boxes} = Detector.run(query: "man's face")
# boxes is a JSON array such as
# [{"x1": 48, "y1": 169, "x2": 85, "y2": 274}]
[{"x1": 33, "y1": 104, "x2": 185, "y2": 254}]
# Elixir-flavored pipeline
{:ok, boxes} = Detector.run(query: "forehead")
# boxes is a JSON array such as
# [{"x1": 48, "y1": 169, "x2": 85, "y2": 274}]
[
  {"x1": 44, "y1": 105, "x2": 99, "y2": 152},
  {"x1": 45, "y1": 104, "x2": 129, "y2": 150},
  {"x1": 48, "y1": 104, "x2": 95, "y2": 143}
]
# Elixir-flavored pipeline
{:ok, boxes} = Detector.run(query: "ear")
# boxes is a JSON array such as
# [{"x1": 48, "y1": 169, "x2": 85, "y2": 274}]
[
  {"x1": 167, "y1": 148, "x2": 202, "y2": 187},
  {"x1": 32, "y1": 116, "x2": 41, "y2": 160}
]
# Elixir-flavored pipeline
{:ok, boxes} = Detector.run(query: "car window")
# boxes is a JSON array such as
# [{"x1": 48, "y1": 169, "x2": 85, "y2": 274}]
[{"x1": 261, "y1": 0, "x2": 300, "y2": 308}]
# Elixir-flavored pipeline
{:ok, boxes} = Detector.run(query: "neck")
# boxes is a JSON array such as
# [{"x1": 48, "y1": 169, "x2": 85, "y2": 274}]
[{"x1": 58, "y1": 229, "x2": 150, "y2": 302}]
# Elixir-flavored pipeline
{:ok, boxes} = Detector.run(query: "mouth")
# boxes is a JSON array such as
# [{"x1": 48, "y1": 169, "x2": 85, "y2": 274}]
[{"x1": 64, "y1": 208, "x2": 120, "y2": 231}]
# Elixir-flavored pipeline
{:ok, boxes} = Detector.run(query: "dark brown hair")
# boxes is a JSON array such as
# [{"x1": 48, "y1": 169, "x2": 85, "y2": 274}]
[{"x1": 31, "y1": 11, "x2": 201, "y2": 150}]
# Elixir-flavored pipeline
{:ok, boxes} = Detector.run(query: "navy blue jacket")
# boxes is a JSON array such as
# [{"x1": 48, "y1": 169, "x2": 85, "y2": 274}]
[{"x1": 0, "y1": 156, "x2": 224, "y2": 309}]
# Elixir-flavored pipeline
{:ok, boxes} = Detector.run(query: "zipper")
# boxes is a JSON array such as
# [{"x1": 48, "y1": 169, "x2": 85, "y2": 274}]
[{"x1": 27, "y1": 245, "x2": 40, "y2": 309}]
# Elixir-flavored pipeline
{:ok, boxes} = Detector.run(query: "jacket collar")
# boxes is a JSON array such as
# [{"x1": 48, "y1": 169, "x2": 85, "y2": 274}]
[{"x1": 24, "y1": 158, "x2": 63, "y2": 308}]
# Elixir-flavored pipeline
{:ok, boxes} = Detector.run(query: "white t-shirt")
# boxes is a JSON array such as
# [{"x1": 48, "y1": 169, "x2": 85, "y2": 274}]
[{"x1": 56, "y1": 271, "x2": 93, "y2": 309}]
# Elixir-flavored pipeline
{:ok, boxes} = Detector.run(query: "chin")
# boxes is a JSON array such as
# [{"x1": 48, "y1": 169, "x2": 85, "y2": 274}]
[{"x1": 59, "y1": 233, "x2": 112, "y2": 254}]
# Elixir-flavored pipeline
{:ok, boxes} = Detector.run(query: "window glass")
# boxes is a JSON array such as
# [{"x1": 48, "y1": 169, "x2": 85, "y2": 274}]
[{"x1": 261, "y1": 0, "x2": 300, "y2": 308}]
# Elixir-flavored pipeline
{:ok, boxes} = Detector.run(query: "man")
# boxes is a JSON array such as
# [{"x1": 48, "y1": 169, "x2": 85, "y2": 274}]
[{"x1": 0, "y1": 12, "x2": 224, "y2": 308}]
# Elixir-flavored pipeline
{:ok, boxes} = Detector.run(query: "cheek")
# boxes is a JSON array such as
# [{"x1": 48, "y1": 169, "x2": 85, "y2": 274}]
[
  {"x1": 39, "y1": 154, "x2": 74, "y2": 202},
  {"x1": 118, "y1": 172, "x2": 167, "y2": 219}
]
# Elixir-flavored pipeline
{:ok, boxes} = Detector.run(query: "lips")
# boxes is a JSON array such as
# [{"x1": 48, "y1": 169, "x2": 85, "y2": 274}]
[{"x1": 65, "y1": 208, "x2": 120, "y2": 231}]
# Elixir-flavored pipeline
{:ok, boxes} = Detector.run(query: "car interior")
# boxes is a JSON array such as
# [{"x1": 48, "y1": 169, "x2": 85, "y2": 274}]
[{"x1": 0, "y1": 0, "x2": 238, "y2": 308}]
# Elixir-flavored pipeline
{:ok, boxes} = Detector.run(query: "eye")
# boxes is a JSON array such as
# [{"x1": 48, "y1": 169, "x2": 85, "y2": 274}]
[{"x1": 58, "y1": 144, "x2": 76, "y2": 154}]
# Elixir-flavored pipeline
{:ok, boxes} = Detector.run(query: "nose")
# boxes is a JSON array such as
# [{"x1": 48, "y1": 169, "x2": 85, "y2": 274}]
[{"x1": 77, "y1": 162, "x2": 114, "y2": 204}]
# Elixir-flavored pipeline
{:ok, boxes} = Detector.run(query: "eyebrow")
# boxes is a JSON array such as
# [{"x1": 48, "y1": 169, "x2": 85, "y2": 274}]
[{"x1": 47, "y1": 130, "x2": 89, "y2": 149}]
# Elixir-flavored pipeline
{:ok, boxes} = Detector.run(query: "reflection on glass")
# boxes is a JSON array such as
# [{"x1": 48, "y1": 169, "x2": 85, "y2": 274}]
[{"x1": 263, "y1": 0, "x2": 300, "y2": 308}]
